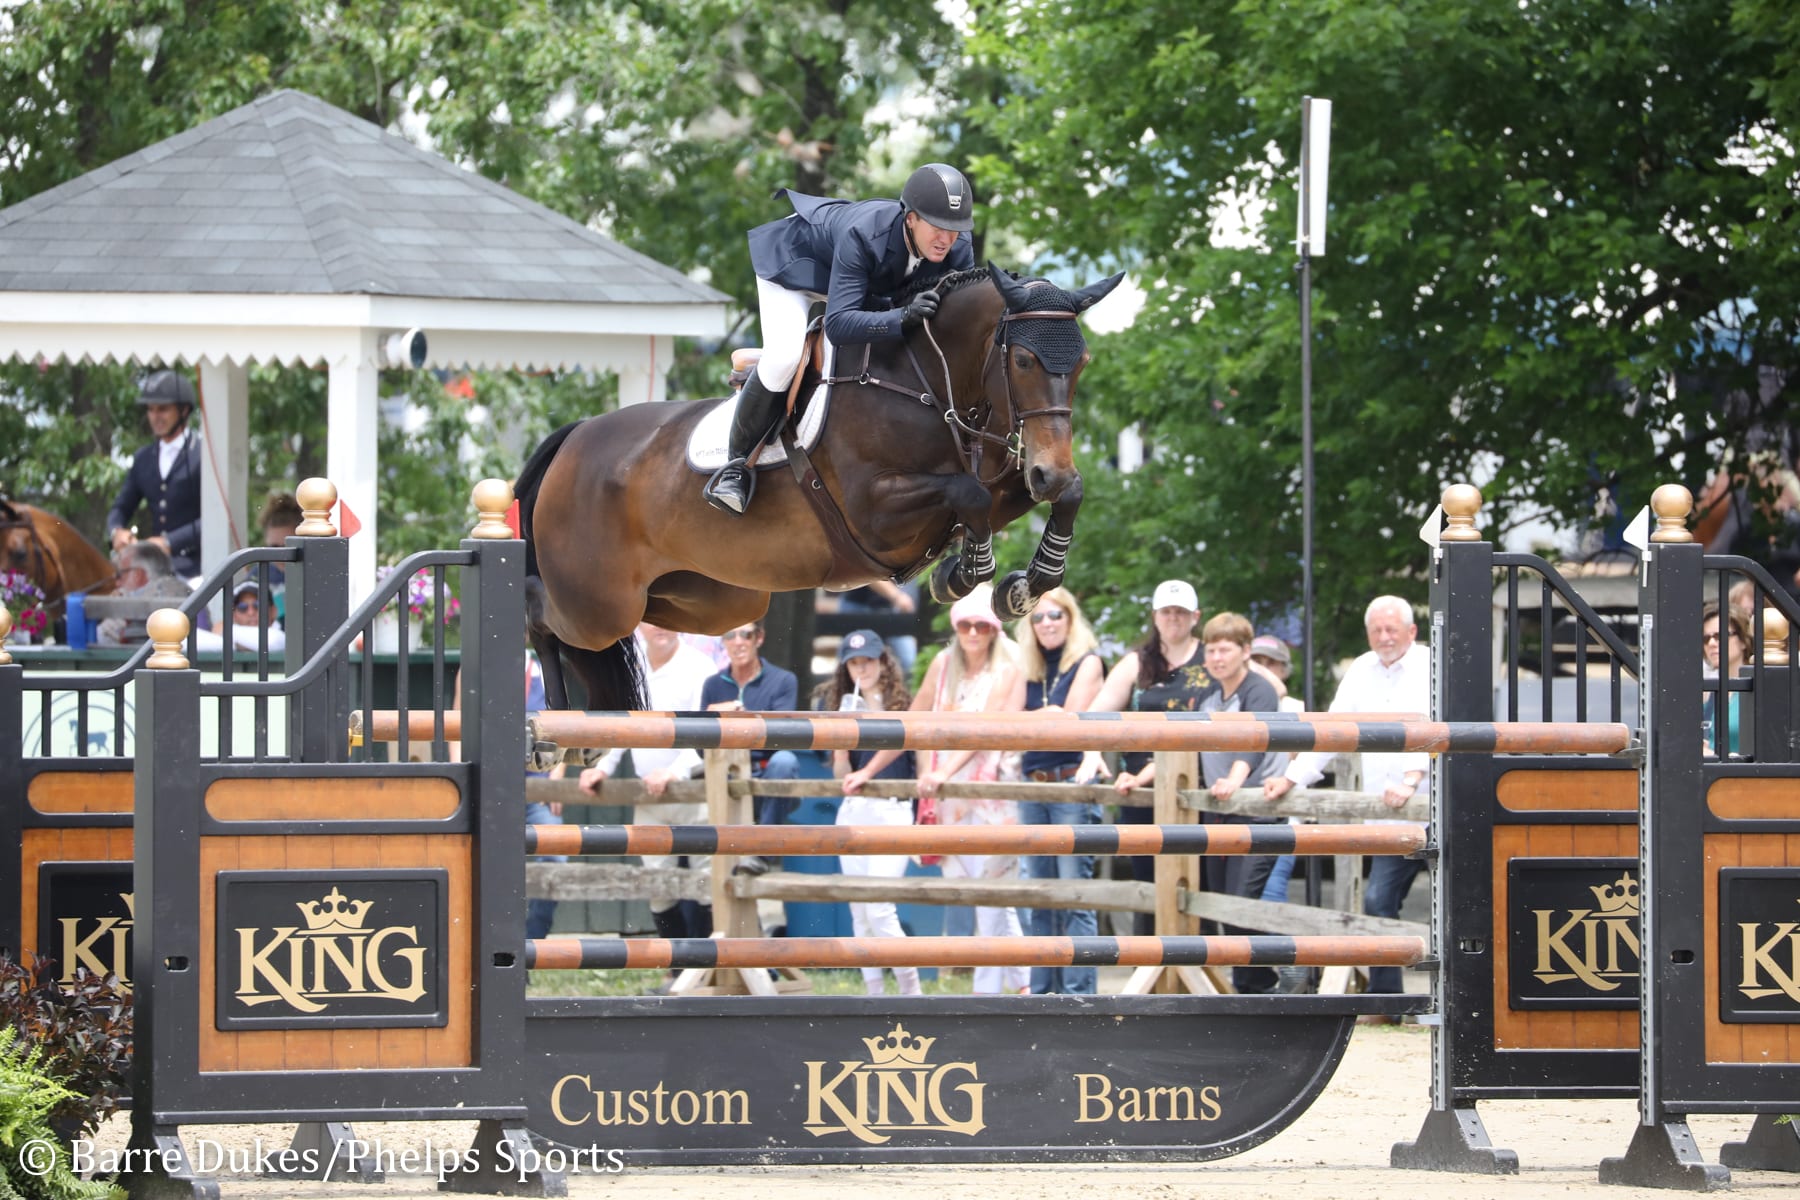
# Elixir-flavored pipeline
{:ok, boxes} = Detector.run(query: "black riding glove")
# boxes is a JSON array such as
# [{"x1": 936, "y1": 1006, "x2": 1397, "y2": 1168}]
[{"x1": 900, "y1": 289, "x2": 941, "y2": 329}]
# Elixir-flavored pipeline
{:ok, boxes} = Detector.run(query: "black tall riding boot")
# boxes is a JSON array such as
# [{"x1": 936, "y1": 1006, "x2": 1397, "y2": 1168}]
[
  {"x1": 702, "y1": 373, "x2": 787, "y2": 515},
  {"x1": 650, "y1": 907, "x2": 685, "y2": 940}
]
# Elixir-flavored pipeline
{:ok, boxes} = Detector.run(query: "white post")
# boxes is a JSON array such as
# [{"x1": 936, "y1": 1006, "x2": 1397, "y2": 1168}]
[
  {"x1": 196, "y1": 360, "x2": 249, "y2": 602},
  {"x1": 615, "y1": 334, "x2": 672, "y2": 406},
  {"x1": 327, "y1": 332, "x2": 380, "y2": 604}
]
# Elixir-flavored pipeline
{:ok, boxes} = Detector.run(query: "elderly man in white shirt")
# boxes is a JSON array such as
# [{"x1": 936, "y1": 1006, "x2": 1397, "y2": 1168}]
[{"x1": 1264, "y1": 595, "x2": 1429, "y2": 1005}]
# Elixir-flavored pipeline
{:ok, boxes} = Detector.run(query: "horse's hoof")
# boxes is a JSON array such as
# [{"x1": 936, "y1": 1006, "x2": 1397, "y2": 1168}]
[
  {"x1": 994, "y1": 571, "x2": 1036, "y2": 621},
  {"x1": 929, "y1": 557, "x2": 973, "y2": 605}
]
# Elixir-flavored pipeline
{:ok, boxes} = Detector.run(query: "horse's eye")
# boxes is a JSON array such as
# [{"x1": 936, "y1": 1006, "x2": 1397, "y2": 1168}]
[{"x1": 1013, "y1": 351, "x2": 1033, "y2": 370}]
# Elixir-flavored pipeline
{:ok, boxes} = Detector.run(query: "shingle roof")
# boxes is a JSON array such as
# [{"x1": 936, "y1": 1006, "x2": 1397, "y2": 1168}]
[{"x1": 0, "y1": 90, "x2": 726, "y2": 306}]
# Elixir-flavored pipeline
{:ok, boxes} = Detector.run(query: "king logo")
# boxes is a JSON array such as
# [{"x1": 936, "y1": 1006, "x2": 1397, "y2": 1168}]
[
  {"x1": 58, "y1": 891, "x2": 134, "y2": 985},
  {"x1": 1530, "y1": 872, "x2": 1641, "y2": 991},
  {"x1": 1737, "y1": 897, "x2": 1800, "y2": 1003},
  {"x1": 234, "y1": 887, "x2": 428, "y2": 1013},
  {"x1": 803, "y1": 1024, "x2": 985, "y2": 1144}
]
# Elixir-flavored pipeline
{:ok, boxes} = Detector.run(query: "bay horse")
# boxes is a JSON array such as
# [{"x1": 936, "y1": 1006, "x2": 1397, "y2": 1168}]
[
  {"x1": 516, "y1": 262, "x2": 1124, "y2": 709},
  {"x1": 0, "y1": 499, "x2": 115, "y2": 618}
]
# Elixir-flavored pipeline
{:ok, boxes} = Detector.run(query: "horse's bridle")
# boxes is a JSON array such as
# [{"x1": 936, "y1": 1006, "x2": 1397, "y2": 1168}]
[{"x1": 831, "y1": 301, "x2": 1082, "y2": 487}]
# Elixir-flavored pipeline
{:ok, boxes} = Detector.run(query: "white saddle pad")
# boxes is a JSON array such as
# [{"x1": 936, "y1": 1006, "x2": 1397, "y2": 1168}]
[{"x1": 687, "y1": 343, "x2": 835, "y2": 472}]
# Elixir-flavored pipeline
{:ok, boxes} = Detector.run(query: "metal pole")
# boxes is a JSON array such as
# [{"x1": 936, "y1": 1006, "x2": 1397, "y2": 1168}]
[{"x1": 1301, "y1": 246, "x2": 1315, "y2": 710}]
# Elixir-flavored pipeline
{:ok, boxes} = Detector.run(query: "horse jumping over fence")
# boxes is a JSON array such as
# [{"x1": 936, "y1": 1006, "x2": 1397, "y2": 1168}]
[
  {"x1": 0, "y1": 498, "x2": 114, "y2": 616},
  {"x1": 514, "y1": 263, "x2": 1122, "y2": 709}
]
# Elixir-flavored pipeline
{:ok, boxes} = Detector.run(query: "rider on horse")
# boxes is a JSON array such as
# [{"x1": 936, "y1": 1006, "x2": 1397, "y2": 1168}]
[{"x1": 701, "y1": 163, "x2": 978, "y2": 516}]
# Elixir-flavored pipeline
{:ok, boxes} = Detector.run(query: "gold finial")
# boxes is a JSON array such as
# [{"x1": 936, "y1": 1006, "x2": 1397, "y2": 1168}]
[
  {"x1": 0, "y1": 604, "x2": 12, "y2": 666},
  {"x1": 470, "y1": 478, "x2": 516, "y2": 540},
  {"x1": 1648, "y1": 483, "x2": 1694, "y2": 544},
  {"x1": 1764, "y1": 608, "x2": 1790, "y2": 667},
  {"x1": 1440, "y1": 484, "x2": 1483, "y2": 542},
  {"x1": 294, "y1": 478, "x2": 339, "y2": 537},
  {"x1": 144, "y1": 609, "x2": 191, "y2": 670}
]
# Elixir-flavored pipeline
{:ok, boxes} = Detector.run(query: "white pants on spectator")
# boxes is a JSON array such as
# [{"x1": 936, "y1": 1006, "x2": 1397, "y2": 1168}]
[
  {"x1": 837, "y1": 794, "x2": 922, "y2": 996},
  {"x1": 943, "y1": 852, "x2": 1027, "y2": 994}
]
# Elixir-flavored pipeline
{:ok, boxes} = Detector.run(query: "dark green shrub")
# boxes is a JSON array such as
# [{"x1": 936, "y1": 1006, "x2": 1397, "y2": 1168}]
[{"x1": 0, "y1": 958, "x2": 132, "y2": 1140}]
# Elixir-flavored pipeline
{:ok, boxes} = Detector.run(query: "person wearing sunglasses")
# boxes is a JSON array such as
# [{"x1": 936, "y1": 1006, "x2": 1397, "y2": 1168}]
[
  {"x1": 1079, "y1": 580, "x2": 1214, "y2": 933},
  {"x1": 700, "y1": 619, "x2": 801, "y2": 880},
  {"x1": 811, "y1": 630, "x2": 923, "y2": 995},
  {"x1": 911, "y1": 586, "x2": 1028, "y2": 994},
  {"x1": 1702, "y1": 601, "x2": 1752, "y2": 756},
  {"x1": 1010, "y1": 588, "x2": 1106, "y2": 993}
]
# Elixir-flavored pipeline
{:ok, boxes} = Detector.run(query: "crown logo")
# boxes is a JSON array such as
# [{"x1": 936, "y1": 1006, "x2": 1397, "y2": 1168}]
[
  {"x1": 1590, "y1": 874, "x2": 1640, "y2": 916},
  {"x1": 297, "y1": 887, "x2": 373, "y2": 933},
  {"x1": 862, "y1": 1024, "x2": 936, "y2": 1068}
]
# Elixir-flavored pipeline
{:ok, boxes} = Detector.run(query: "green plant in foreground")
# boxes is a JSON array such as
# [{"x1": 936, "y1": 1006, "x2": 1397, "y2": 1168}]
[
  {"x1": 0, "y1": 1026, "x2": 122, "y2": 1200},
  {"x1": 0, "y1": 959, "x2": 133, "y2": 1139}
]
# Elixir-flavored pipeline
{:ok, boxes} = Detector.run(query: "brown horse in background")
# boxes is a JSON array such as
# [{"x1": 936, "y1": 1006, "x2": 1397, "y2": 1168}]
[
  {"x1": 516, "y1": 263, "x2": 1123, "y2": 710},
  {"x1": 0, "y1": 500, "x2": 116, "y2": 617}
]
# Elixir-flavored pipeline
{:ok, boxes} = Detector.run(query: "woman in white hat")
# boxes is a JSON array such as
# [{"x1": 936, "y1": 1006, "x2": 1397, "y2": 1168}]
[
  {"x1": 813, "y1": 630, "x2": 923, "y2": 996},
  {"x1": 1079, "y1": 579, "x2": 1213, "y2": 933},
  {"x1": 912, "y1": 586, "x2": 1027, "y2": 994}
]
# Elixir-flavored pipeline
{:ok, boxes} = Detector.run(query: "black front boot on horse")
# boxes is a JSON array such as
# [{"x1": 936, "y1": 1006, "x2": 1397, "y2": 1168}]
[{"x1": 702, "y1": 373, "x2": 787, "y2": 515}]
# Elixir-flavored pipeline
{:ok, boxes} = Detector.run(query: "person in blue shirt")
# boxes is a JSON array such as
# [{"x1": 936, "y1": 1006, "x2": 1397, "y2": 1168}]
[
  {"x1": 700, "y1": 619, "x2": 801, "y2": 876},
  {"x1": 702, "y1": 164, "x2": 978, "y2": 515}
]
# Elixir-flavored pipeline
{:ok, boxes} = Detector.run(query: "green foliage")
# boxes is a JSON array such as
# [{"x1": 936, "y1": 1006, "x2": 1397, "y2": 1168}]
[
  {"x1": 0, "y1": 1026, "x2": 123, "y2": 1200},
  {"x1": 969, "y1": 0, "x2": 1800, "y2": 668},
  {"x1": 0, "y1": 957, "x2": 134, "y2": 1141}
]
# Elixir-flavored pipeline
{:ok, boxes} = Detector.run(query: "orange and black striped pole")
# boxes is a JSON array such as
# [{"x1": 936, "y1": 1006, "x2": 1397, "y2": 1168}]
[
  {"x1": 525, "y1": 934, "x2": 1428, "y2": 971},
  {"x1": 360, "y1": 708, "x2": 1632, "y2": 756},
  {"x1": 526, "y1": 822, "x2": 1428, "y2": 859}
]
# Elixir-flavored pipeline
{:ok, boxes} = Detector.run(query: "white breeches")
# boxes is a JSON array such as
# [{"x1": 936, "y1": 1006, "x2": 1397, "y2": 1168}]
[{"x1": 753, "y1": 277, "x2": 820, "y2": 391}]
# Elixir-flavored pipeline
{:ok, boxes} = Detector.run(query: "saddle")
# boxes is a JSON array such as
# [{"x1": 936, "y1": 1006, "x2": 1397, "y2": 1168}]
[{"x1": 685, "y1": 324, "x2": 834, "y2": 473}]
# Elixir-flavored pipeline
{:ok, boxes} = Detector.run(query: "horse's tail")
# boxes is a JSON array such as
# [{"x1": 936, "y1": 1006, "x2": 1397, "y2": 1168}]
[
  {"x1": 516, "y1": 420, "x2": 647, "y2": 712},
  {"x1": 514, "y1": 419, "x2": 582, "y2": 582}
]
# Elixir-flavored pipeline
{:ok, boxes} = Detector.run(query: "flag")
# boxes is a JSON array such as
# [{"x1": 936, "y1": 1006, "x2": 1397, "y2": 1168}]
[
  {"x1": 505, "y1": 499, "x2": 521, "y2": 538},
  {"x1": 336, "y1": 499, "x2": 363, "y2": 539}
]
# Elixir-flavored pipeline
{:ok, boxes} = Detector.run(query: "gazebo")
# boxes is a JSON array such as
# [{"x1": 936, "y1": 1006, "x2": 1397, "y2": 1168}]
[{"x1": 0, "y1": 89, "x2": 728, "y2": 598}]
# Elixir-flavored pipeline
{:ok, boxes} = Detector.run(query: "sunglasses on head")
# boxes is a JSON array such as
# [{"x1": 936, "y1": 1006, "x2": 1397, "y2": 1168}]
[
  {"x1": 1030, "y1": 608, "x2": 1067, "y2": 624},
  {"x1": 722, "y1": 629, "x2": 758, "y2": 642}
]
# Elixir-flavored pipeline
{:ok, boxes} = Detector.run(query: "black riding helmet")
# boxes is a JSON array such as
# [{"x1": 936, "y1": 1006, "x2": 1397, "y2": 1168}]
[
  {"x1": 901, "y1": 163, "x2": 975, "y2": 233},
  {"x1": 136, "y1": 369, "x2": 196, "y2": 414}
]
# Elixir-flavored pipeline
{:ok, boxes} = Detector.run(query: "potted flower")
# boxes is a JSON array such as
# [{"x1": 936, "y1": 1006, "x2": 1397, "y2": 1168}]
[
  {"x1": 0, "y1": 571, "x2": 48, "y2": 644},
  {"x1": 372, "y1": 566, "x2": 461, "y2": 652}
]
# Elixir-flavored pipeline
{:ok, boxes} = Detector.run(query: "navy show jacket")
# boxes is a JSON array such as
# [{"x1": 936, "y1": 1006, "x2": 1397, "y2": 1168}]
[{"x1": 746, "y1": 191, "x2": 975, "y2": 346}]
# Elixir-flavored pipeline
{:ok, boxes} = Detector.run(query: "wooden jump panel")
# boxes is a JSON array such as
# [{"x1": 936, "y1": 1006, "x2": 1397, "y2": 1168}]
[
  {"x1": 1491, "y1": 823, "x2": 1639, "y2": 1053},
  {"x1": 196, "y1": 832, "x2": 472, "y2": 1074}
]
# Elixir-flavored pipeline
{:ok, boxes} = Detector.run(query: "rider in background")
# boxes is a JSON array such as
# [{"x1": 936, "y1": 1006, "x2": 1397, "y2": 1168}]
[{"x1": 702, "y1": 164, "x2": 978, "y2": 515}]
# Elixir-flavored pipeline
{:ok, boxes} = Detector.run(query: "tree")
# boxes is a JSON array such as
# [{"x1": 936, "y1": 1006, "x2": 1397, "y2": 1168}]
[
  {"x1": 0, "y1": 0, "x2": 963, "y2": 558},
  {"x1": 968, "y1": 0, "x2": 1799, "y2": 666}
]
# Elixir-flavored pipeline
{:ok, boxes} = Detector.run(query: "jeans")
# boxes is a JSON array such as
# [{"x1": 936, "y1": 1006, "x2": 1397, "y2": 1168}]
[
  {"x1": 1260, "y1": 854, "x2": 1297, "y2": 902},
  {"x1": 1363, "y1": 851, "x2": 1426, "y2": 994},
  {"x1": 754, "y1": 750, "x2": 800, "y2": 827},
  {"x1": 1019, "y1": 799, "x2": 1102, "y2": 994},
  {"x1": 524, "y1": 800, "x2": 564, "y2": 941}
]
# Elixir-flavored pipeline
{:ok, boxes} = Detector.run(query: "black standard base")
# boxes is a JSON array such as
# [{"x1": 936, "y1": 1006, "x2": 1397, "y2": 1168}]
[
  {"x1": 1390, "y1": 1104, "x2": 1520, "y2": 1174},
  {"x1": 264, "y1": 1121, "x2": 386, "y2": 1182},
  {"x1": 1719, "y1": 1112, "x2": 1800, "y2": 1173},
  {"x1": 438, "y1": 1119, "x2": 567, "y2": 1197},
  {"x1": 1598, "y1": 1122, "x2": 1731, "y2": 1191},
  {"x1": 122, "y1": 1126, "x2": 220, "y2": 1200}
]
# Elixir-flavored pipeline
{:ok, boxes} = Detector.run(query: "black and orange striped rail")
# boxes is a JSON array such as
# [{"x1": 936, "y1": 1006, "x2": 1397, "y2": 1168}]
[
  {"x1": 526, "y1": 822, "x2": 1428, "y2": 859},
  {"x1": 357, "y1": 709, "x2": 1633, "y2": 755},
  {"x1": 525, "y1": 934, "x2": 1428, "y2": 972}
]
